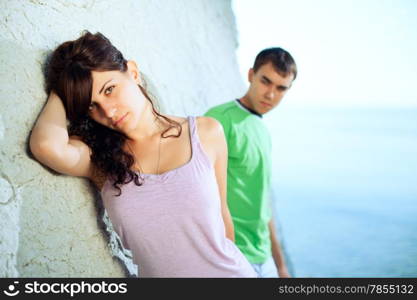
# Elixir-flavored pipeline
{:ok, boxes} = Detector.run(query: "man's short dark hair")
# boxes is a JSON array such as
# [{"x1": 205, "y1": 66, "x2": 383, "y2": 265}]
[{"x1": 253, "y1": 47, "x2": 297, "y2": 80}]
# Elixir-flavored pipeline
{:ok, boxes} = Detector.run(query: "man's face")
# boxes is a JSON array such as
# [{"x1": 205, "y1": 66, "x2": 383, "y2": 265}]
[{"x1": 243, "y1": 62, "x2": 294, "y2": 115}]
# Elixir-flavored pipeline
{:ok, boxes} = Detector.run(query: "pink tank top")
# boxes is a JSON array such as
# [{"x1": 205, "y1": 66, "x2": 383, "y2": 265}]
[{"x1": 101, "y1": 116, "x2": 256, "y2": 277}]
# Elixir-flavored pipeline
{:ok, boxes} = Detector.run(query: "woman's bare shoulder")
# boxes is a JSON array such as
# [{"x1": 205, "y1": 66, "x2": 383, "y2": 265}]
[
  {"x1": 196, "y1": 116, "x2": 224, "y2": 138},
  {"x1": 195, "y1": 116, "x2": 226, "y2": 163}
]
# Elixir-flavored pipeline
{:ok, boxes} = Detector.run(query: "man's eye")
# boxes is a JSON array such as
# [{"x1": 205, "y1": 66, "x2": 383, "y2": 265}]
[{"x1": 104, "y1": 86, "x2": 114, "y2": 95}]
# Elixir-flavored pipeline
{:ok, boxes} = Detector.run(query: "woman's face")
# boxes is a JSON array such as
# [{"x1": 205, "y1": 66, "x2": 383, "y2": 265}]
[{"x1": 88, "y1": 61, "x2": 147, "y2": 134}]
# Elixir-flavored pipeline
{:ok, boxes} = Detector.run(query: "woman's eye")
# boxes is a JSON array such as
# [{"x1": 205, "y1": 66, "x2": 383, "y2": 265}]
[{"x1": 104, "y1": 86, "x2": 114, "y2": 95}]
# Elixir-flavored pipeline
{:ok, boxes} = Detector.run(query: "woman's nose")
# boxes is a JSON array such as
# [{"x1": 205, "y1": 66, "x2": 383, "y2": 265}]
[{"x1": 101, "y1": 104, "x2": 117, "y2": 119}]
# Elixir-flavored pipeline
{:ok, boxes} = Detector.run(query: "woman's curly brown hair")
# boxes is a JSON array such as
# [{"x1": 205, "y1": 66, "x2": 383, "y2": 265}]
[{"x1": 46, "y1": 31, "x2": 181, "y2": 195}]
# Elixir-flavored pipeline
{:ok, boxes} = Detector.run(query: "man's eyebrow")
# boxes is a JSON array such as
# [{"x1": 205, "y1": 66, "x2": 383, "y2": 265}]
[
  {"x1": 277, "y1": 84, "x2": 289, "y2": 90},
  {"x1": 98, "y1": 79, "x2": 113, "y2": 94},
  {"x1": 262, "y1": 75, "x2": 271, "y2": 83}
]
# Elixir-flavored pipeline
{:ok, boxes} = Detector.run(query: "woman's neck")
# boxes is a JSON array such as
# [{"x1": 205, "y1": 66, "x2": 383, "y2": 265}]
[{"x1": 126, "y1": 101, "x2": 164, "y2": 141}]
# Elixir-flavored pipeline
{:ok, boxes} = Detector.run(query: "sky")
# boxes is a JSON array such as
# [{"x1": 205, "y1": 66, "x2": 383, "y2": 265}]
[{"x1": 232, "y1": 0, "x2": 417, "y2": 108}]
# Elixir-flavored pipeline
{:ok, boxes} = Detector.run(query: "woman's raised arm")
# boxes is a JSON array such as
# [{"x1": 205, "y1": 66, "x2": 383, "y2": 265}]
[{"x1": 30, "y1": 92, "x2": 93, "y2": 178}]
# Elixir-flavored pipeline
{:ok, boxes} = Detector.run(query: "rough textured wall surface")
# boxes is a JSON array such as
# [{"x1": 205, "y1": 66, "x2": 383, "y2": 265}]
[{"x1": 0, "y1": 0, "x2": 245, "y2": 277}]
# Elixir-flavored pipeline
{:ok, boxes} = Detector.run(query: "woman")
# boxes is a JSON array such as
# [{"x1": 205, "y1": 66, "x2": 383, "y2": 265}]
[{"x1": 30, "y1": 31, "x2": 256, "y2": 277}]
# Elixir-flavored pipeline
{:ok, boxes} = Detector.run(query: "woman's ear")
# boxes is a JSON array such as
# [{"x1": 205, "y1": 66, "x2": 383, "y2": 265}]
[{"x1": 127, "y1": 60, "x2": 142, "y2": 84}]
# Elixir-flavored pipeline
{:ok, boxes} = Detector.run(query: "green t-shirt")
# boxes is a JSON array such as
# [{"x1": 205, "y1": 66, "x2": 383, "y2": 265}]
[{"x1": 205, "y1": 100, "x2": 272, "y2": 263}]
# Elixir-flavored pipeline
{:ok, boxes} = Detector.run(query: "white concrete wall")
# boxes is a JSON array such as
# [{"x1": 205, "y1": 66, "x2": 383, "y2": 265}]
[{"x1": 0, "y1": 0, "x2": 245, "y2": 277}]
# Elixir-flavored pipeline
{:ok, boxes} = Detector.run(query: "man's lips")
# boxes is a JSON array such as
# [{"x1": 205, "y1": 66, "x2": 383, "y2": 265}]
[
  {"x1": 113, "y1": 113, "x2": 128, "y2": 126},
  {"x1": 260, "y1": 101, "x2": 272, "y2": 107}
]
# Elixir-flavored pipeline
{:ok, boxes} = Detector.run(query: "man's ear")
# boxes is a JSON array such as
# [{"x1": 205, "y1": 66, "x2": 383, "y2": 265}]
[
  {"x1": 127, "y1": 60, "x2": 142, "y2": 84},
  {"x1": 248, "y1": 68, "x2": 254, "y2": 83}
]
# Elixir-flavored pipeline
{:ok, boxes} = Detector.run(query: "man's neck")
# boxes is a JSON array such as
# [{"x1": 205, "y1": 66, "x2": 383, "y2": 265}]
[{"x1": 236, "y1": 98, "x2": 262, "y2": 118}]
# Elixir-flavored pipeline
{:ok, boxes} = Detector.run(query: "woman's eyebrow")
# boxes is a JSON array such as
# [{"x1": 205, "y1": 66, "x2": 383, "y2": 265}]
[{"x1": 98, "y1": 79, "x2": 113, "y2": 94}]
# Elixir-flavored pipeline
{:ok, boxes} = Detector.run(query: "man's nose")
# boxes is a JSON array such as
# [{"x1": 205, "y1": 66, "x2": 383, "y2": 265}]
[{"x1": 265, "y1": 89, "x2": 275, "y2": 100}]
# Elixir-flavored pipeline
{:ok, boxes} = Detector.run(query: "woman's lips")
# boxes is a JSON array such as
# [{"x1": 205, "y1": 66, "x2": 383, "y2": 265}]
[{"x1": 114, "y1": 113, "x2": 128, "y2": 126}]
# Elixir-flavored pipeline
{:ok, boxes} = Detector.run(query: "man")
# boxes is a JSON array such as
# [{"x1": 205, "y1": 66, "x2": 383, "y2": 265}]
[{"x1": 205, "y1": 48, "x2": 297, "y2": 278}]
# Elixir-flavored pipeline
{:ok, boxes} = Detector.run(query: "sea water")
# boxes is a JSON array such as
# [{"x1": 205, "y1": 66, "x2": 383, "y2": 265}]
[{"x1": 265, "y1": 106, "x2": 417, "y2": 277}]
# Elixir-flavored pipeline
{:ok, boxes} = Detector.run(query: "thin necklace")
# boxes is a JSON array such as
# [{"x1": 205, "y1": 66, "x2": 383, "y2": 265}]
[{"x1": 155, "y1": 123, "x2": 162, "y2": 174}]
